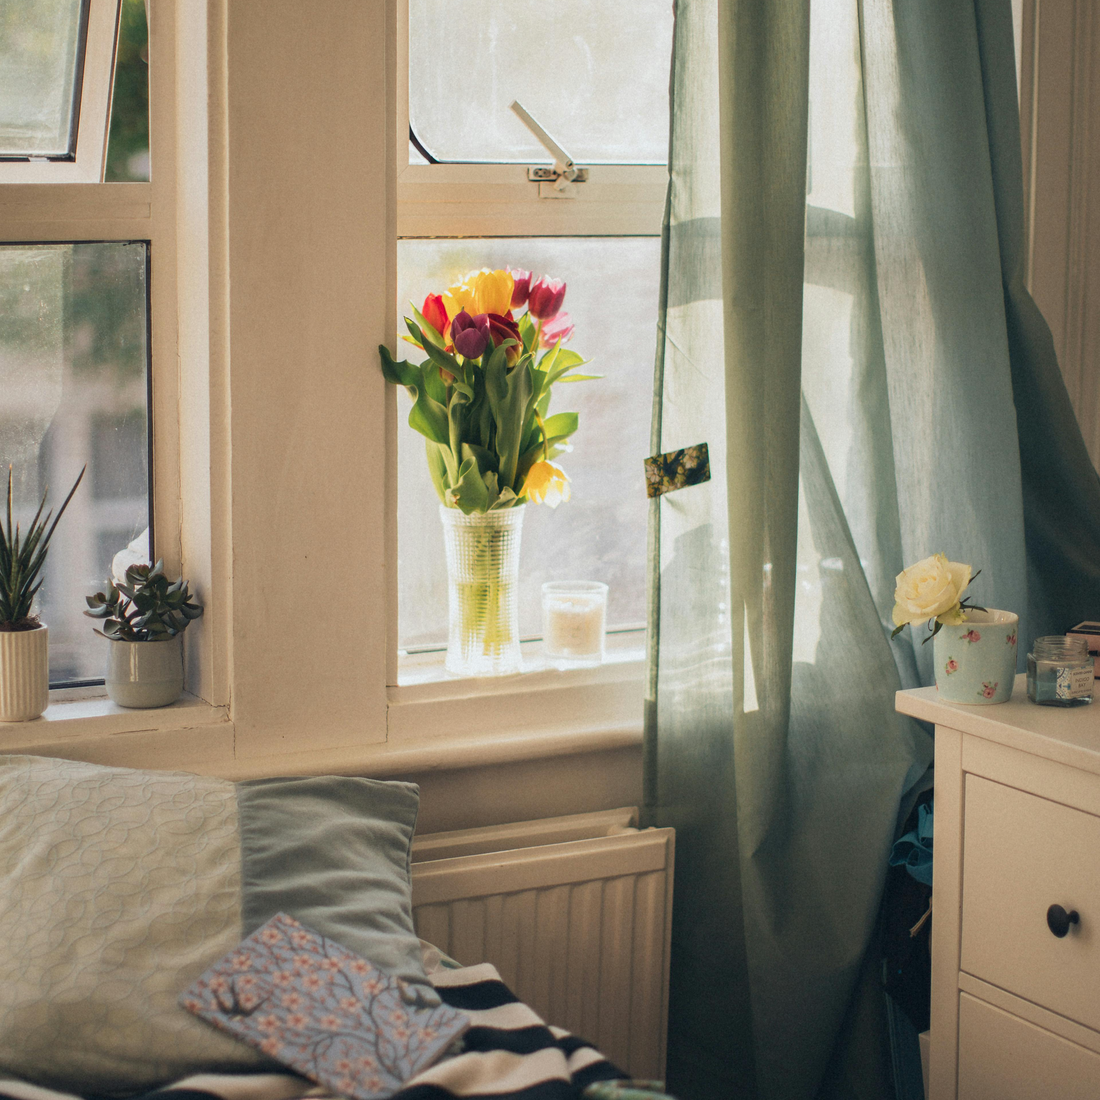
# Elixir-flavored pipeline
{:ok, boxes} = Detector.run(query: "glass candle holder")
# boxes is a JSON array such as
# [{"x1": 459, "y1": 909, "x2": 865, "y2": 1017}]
[
  {"x1": 542, "y1": 581, "x2": 608, "y2": 668},
  {"x1": 1026, "y1": 635, "x2": 1094, "y2": 707}
]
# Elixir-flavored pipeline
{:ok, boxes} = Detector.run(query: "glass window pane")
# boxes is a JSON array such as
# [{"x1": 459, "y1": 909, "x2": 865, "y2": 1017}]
[
  {"x1": 408, "y1": 0, "x2": 673, "y2": 164},
  {"x1": 396, "y1": 238, "x2": 658, "y2": 650},
  {"x1": 0, "y1": 0, "x2": 85, "y2": 158},
  {"x1": 0, "y1": 242, "x2": 150, "y2": 685},
  {"x1": 105, "y1": 0, "x2": 149, "y2": 181}
]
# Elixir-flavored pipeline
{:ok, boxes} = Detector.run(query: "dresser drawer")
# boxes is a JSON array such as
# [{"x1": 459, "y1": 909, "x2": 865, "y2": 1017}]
[
  {"x1": 961, "y1": 775, "x2": 1100, "y2": 1029},
  {"x1": 958, "y1": 992, "x2": 1100, "y2": 1098}
]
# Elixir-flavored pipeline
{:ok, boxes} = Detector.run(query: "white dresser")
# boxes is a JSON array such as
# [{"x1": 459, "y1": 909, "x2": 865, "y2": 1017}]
[{"x1": 896, "y1": 675, "x2": 1100, "y2": 1100}]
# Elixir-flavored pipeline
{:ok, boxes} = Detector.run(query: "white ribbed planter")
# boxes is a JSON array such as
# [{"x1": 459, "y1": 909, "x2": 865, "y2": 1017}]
[
  {"x1": 105, "y1": 635, "x2": 184, "y2": 708},
  {"x1": 0, "y1": 625, "x2": 49, "y2": 722}
]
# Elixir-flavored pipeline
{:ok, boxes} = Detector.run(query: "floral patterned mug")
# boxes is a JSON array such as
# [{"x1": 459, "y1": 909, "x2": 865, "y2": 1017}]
[{"x1": 932, "y1": 608, "x2": 1018, "y2": 704}]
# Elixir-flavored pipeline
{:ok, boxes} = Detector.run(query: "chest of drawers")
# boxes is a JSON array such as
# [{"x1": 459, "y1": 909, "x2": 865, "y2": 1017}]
[{"x1": 897, "y1": 675, "x2": 1100, "y2": 1099}]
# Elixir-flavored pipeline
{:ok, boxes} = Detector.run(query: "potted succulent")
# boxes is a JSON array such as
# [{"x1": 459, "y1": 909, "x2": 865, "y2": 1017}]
[
  {"x1": 0, "y1": 465, "x2": 85, "y2": 721},
  {"x1": 85, "y1": 559, "x2": 204, "y2": 708}
]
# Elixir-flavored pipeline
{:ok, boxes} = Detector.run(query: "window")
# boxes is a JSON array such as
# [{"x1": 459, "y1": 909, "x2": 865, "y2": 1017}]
[
  {"x1": 0, "y1": 241, "x2": 149, "y2": 682},
  {"x1": 0, "y1": 0, "x2": 121, "y2": 183},
  {"x1": 0, "y1": 0, "x2": 649, "y2": 780},
  {"x1": 394, "y1": 0, "x2": 672, "y2": 677},
  {"x1": 1, "y1": 0, "x2": 175, "y2": 688}
]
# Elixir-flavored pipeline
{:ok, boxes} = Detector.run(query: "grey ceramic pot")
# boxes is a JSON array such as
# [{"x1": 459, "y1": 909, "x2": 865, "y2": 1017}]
[{"x1": 106, "y1": 635, "x2": 184, "y2": 708}]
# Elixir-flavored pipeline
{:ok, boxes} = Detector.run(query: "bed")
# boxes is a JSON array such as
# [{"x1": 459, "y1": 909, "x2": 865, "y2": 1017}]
[{"x1": 0, "y1": 754, "x2": 672, "y2": 1100}]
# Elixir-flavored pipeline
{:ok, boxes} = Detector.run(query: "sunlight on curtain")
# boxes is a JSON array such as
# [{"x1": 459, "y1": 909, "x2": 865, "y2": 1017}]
[
  {"x1": 650, "y1": 0, "x2": 1100, "y2": 1096},
  {"x1": 643, "y1": 0, "x2": 1053, "y2": 1097}
]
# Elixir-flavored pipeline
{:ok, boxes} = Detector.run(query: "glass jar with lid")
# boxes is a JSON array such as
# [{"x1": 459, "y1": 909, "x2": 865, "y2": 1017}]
[{"x1": 1026, "y1": 635, "x2": 1094, "y2": 706}]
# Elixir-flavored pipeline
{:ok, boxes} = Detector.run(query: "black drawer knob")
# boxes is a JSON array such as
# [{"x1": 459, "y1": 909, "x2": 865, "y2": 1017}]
[{"x1": 1047, "y1": 904, "x2": 1080, "y2": 938}]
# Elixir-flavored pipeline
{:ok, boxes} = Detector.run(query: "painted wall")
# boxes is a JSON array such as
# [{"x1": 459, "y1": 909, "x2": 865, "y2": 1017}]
[{"x1": 1020, "y1": 0, "x2": 1100, "y2": 469}]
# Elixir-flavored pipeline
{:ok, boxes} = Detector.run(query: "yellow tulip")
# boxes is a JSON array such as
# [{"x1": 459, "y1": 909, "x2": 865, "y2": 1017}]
[
  {"x1": 524, "y1": 460, "x2": 571, "y2": 508},
  {"x1": 443, "y1": 268, "x2": 515, "y2": 320},
  {"x1": 473, "y1": 268, "x2": 515, "y2": 316}
]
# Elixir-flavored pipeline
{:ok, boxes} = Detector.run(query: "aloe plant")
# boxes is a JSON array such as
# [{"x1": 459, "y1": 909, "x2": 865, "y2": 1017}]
[
  {"x1": 85, "y1": 559, "x2": 204, "y2": 641},
  {"x1": 0, "y1": 465, "x2": 85, "y2": 630}
]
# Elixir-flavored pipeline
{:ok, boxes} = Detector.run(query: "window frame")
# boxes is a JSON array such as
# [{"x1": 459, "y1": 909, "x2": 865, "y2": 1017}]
[
  {"x1": 394, "y1": 0, "x2": 667, "y2": 240},
  {"x1": 0, "y1": 0, "x2": 222, "y2": 712},
  {"x1": 0, "y1": 0, "x2": 646, "y2": 778},
  {"x1": 388, "y1": 0, "x2": 662, "y2": 734},
  {"x1": 0, "y1": 0, "x2": 122, "y2": 183}
]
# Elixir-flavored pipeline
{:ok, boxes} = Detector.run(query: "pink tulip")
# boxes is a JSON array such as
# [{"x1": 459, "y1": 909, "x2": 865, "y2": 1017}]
[
  {"x1": 527, "y1": 276, "x2": 566, "y2": 320},
  {"x1": 539, "y1": 311, "x2": 574, "y2": 348},
  {"x1": 509, "y1": 268, "x2": 532, "y2": 309}
]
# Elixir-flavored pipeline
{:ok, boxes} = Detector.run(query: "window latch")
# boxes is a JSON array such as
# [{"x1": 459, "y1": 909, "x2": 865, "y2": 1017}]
[{"x1": 510, "y1": 101, "x2": 588, "y2": 197}]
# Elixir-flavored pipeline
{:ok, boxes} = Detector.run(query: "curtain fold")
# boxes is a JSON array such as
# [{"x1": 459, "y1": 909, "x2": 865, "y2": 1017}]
[{"x1": 646, "y1": 0, "x2": 1099, "y2": 1097}]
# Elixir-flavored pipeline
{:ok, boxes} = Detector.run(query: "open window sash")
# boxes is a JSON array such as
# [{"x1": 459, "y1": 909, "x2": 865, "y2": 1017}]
[{"x1": 0, "y1": 0, "x2": 121, "y2": 183}]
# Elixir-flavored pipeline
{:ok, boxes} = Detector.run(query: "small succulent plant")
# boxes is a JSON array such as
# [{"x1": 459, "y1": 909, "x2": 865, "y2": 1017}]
[
  {"x1": 85, "y1": 559, "x2": 204, "y2": 641},
  {"x1": 1, "y1": 464, "x2": 85, "y2": 630}
]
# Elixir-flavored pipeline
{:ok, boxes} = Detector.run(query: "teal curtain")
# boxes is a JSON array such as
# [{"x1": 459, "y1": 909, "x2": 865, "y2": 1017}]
[{"x1": 645, "y1": 1, "x2": 1100, "y2": 1098}]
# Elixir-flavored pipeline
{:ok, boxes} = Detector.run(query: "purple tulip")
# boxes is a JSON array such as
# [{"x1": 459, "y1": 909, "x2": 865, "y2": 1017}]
[{"x1": 451, "y1": 310, "x2": 489, "y2": 359}]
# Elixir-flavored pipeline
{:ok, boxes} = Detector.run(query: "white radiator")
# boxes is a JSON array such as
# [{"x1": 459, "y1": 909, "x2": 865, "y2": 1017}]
[{"x1": 410, "y1": 807, "x2": 674, "y2": 1081}]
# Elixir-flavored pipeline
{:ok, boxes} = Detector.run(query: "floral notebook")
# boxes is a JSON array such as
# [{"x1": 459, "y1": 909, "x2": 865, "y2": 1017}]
[{"x1": 180, "y1": 913, "x2": 468, "y2": 1100}]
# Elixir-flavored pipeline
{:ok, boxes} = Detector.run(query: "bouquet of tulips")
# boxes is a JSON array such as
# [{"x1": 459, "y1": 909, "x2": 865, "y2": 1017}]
[{"x1": 379, "y1": 268, "x2": 596, "y2": 514}]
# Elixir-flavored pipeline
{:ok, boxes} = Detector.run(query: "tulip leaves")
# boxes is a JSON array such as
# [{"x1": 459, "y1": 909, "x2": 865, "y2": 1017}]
[
  {"x1": 379, "y1": 302, "x2": 596, "y2": 515},
  {"x1": 379, "y1": 344, "x2": 448, "y2": 446}
]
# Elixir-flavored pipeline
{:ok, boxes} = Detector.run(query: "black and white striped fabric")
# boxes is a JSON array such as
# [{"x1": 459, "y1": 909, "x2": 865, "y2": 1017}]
[{"x1": 0, "y1": 959, "x2": 674, "y2": 1100}]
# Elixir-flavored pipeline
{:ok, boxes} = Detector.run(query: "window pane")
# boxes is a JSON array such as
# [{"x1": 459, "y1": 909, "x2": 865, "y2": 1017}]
[
  {"x1": 0, "y1": 0, "x2": 85, "y2": 158},
  {"x1": 0, "y1": 242, "x2": 150, "y2": 685},
  {"x1": 396, "y1": 239, "x2": 658, "y2": 650},
  {"x1": 408, "y1": 0, "x2": 673, "y2": 164},
  {"x1": 105, "y1": 0, "x2": 149, "y2": 181}
]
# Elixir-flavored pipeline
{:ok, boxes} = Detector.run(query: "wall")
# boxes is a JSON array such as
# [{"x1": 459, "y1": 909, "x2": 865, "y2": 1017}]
[{"x1": 1020, "y1": 0, "x2": 1100, "y2": 468}]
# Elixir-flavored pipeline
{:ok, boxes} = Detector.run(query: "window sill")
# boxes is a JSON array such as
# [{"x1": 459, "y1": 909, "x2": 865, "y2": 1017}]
[
  {"x1": 0, "y1": 687, "x2": 232, "y2": 767},
  {"x1": 388, "y1": 634, "x2": 646, "y2": 748},
  {"x1": 0, "y1": 641, "x2": 646, "y2": 779},
  {"x1": 396, "y1": 630, "x2": 645, "y2": 686}
]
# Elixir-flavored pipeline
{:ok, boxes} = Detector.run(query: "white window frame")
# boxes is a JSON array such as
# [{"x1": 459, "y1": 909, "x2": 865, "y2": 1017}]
[
  {"x1": 0, "y1": 0, "x2": 230, "y2": 747},
  {"x1": 0, "y1": 0, "x2": 648, "y2": 778},
  {"x1": 394, "y1": 0, "x2": 667, "y2": 239},
  {"x1": 387, "y1": 0, "x2": 665, "y2": 743},
  {"x1": 0, "y1": 0, "x2": 122, "y2": 184}
]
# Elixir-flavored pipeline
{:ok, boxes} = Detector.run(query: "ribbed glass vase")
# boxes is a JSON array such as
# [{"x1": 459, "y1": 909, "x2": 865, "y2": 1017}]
[{"x1": 439, "y1": 504, "x2": 525, "y2": 677}]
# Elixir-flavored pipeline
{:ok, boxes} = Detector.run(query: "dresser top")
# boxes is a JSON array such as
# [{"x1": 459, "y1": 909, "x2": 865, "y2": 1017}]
[{"x1": 897, "y1": 673, "x2": 1100, "y2": 775}]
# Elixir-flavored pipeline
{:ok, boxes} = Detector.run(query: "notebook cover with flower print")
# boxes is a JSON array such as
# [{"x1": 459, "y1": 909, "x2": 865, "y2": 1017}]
[{"x1": 180, "y1": 912, "x2": 468, "y2": 1100}]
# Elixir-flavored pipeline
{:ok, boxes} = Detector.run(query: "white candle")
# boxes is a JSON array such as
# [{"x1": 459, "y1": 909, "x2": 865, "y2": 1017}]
[{"x1": 542, "y1": 582, "x2": 608, "y2": 665}]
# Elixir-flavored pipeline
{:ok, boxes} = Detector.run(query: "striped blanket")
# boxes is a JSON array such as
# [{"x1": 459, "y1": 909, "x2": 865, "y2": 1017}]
[{"x1": 0, "y1": 954, "x2": 673, "y2": 1100}]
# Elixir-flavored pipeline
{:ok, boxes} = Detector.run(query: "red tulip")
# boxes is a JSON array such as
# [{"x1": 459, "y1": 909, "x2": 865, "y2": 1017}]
[
  {"x1": 421, "y1": 293, "x2": 448, "y2": 338},
  {"x1": 486, "y1": 312, "x2": 523, "y2": 363},
  {"x1": 509, "y1": 268, "x2": 532, "y2": 309},
  {"x1": 539, "y1": 311, "x2": 574, "y2": 348},
  {"x1": 451, "y1": 310, "x2": 489, "y2": 359},
  {"x1": 527, "y1": 276, "x2": 566, "y2": 321}
]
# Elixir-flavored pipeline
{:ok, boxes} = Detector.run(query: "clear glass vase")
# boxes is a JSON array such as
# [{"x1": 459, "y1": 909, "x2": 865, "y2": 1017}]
[{"x1": 439, "y1": 504, "x2": 525, "y2": 677}]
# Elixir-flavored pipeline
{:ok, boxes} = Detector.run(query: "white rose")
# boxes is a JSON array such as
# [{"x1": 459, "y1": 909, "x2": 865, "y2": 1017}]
[{"x1": 892, "y1": 553, "x2": 972, "y2": 629}]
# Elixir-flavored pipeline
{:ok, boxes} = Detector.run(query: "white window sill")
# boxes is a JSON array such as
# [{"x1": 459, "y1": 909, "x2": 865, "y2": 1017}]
[
  {"x1": 396, "y1": 629, "x2": 645, "y2": 687},
  {"x1": 0, "y1": 688, "x2": 233, "y2": 771},
  {"x1": 0, "y1": 636, "x2": 646, "y2": 777},
  {"x1": 388, "y1": 632, "x2": 645, "y2": 747}
]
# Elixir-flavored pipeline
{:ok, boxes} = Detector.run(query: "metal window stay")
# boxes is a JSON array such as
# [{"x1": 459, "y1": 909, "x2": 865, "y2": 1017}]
[{"x1": 510, "y1": 100, "x2": 588, "y2": 198}]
